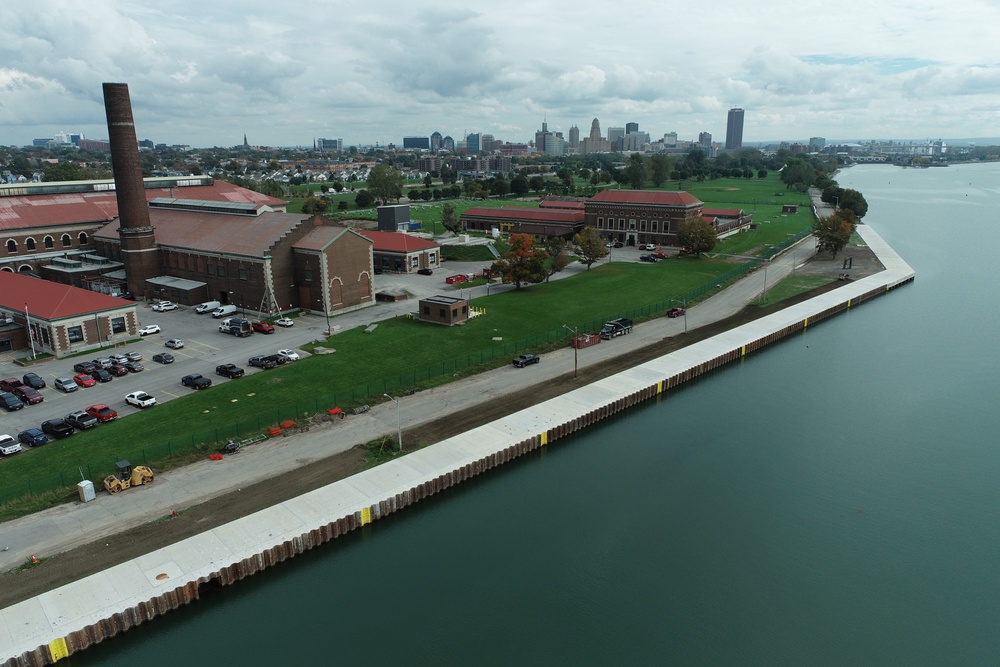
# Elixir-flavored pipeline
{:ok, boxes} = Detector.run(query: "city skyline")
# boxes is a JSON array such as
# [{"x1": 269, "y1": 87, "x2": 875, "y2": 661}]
[{"x1": 3, "y1": 1, "x2": 1000, "y2": 148}]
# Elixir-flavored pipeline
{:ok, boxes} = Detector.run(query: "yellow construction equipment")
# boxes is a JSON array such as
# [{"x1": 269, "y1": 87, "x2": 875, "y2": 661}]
[{"x1": 103, "y1": 460, "x2": 154, "y2": 494}]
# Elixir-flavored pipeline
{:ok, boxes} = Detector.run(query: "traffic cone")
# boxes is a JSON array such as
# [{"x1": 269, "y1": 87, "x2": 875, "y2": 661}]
[{"x1": 31, "y1": 556, "x2": 38, "y2": 564}]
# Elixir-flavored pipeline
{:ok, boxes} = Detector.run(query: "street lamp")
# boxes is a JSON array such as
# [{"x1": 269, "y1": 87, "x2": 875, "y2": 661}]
[
  {"x1": 317, "y1": 298, "x2": 331, "y2": 335},
  {"x1": 383, "y1": 394, "x2": 402, "y2": 451},
  {"x1": 563, "y1": 324, "x2": 578, "y2": 378},
  {"x1": 671, "y1": 298, "x2": 688, "y2": 334}
]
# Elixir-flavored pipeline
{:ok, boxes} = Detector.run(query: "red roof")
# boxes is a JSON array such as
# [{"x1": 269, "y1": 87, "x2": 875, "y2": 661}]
[
  {"x1": 587, "y1": 190, "x2": 702, "y2": 206},
  {"x1": 293, "y1": 226, "x2": 371, "y2": 252},
  {"x1": 539, "y1": 199, "x2": 586, "y2": 210},
  {"x1": 462, "y1": 207, "x2": 584, "y2": 223},
  {"x1": 358, "y1": 231, "x2": 439, "y2": 253},
  {"x1": 0, "y1": 181, "x2": 285, "y2": 232},
  {"x1": 702, "y1": 208, "x2": 743, "y2": 218},
  {"x1": 0, "y1": 272, "x2": 133, "y2": 320}
]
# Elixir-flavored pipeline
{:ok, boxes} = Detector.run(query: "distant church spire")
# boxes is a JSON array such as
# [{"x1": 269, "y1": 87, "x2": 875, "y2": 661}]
[{"x1": 243, "y1": 133, "x2": 249, "y2": 149}]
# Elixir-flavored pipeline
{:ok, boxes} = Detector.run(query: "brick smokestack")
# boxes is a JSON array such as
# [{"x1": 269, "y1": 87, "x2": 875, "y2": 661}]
[{"x1": 103, "y1": 82, "x2": 161, "y2": 298}]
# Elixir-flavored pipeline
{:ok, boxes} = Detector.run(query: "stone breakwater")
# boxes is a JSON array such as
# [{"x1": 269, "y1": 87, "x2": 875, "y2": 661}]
[{"x1": 1, "y1": 225, "x2": 913, "y2": 666}]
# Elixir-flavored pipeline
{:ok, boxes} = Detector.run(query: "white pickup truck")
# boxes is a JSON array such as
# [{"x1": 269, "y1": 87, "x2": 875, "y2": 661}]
[{"x1": 0, "y1": 434, "x2": 22, "y2": 456}]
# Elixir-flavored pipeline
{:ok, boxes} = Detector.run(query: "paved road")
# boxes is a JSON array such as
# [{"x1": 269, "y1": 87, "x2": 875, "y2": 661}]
[{"x1": 0, "y1": 238, "x2": 819, "y2": 571}]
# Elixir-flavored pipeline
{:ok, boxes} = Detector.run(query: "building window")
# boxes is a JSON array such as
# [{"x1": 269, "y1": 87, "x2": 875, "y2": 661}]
[
  {"x1": 67, "y1": 325, "x2": 83, "y2": 343},
  {"x1": 462, "y1": 306, "x2": 468, "y2": 314},
  {"x1": 629, "y1": 219, "x2": 636, "y2": 230},
  {"x1": 41, "y1": 328, "x2": 50, "y2": 346},
  {"x1": 5, "y1": 240, "x2": 14, "y2": 253},
  {"x1": 239, "y1": 269, "x2": 249, "y2": 281},
  {"x1": 61, "y1": 234, "x2": 72, "y2": 247},
  {"x1": 662, "y1": 221, "x2": 669, "y2": 234},
  {"x1": 640, "y1": 220, "x2": 647, "y2": 231},
  {"x1": 207, "y1": 265, "x2": 216, "y2": 276},
  {"x1": 428, "y1": 252, "x2": 436, "y2": 264},
  {"x1": 44, "y1": 236, "x2": 54, "y2": 249},
  {"x1": 25, "y1": 237, "x2": 36, "y2": 251},
  {"x1": 652, "y1": 221, "x2": 658, "y2": 232},
  {"x1": 79, "y1": 232, "x2": 88, "y2": 245},
  {"x1": 111, "y1": 317, "x2": 126, "y2": 334},
  {"x1": 218, "y1": 265, "x2": 226, "y2": 278},
  {"x1": 618, "y1": 219, "x2": 625, "y2": 230},
  {"x1": 597, "y1": 217, "x2": 604, "y2": 228},
  {"x1": 411, "y1": 256, "x2": 419, "y2": 268},
  {"x1": 303, "y1": 269, "x2": 313, "y2": 282},
  {"x1": 439, "y1": 308, "x2": 446, "y2": 317},
  {"x1": 423, "y1": 306, "x2": 430, "y2": 315}
]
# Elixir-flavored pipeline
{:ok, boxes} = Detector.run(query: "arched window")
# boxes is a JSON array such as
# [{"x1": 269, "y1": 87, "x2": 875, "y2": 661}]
[
  {"x1": 5, "y1": 240, "x2": 15, "y2": 253},
  {"x1": 44, "y1": 235, "x2": 54, "y2": 249},
  {"x1": 78, "y1": 232, "x2": 89, "y2": 245},
  {"x1": 25, "y1": 237, "x2": 36, "y2": 251},
  {"x1": 61, "y1": 234, "x2": 72, "y2": 247},
  {"x1": 18, "y1": 264, "x2": 32, "y2": 273},
  {"x1": 0, "y1": 267, "x2": 14, "y2": 273}
]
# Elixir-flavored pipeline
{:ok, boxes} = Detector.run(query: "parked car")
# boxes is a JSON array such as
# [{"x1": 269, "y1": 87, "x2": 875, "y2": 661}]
[
  {"x1": 92, "y1": 357, "x2": 113, "y2": 369},
  {"x1": 0, "y1": 434, "x2": 22, "y2": 456},
  {"x1": 22, "y1": 372, "x2": 46, "y2": 389},
  {"x1": 195, "y1": 300, "x2": 222, "y2": 314},
  {"x1": 181, "y1": 374, "x2": 212, "y2": 390},
  {"x1": 151, "y1": 300, "x2": 178, "y2": 312},
  {"x1": 211, "y1": 305, "x2": 239, "y2": 319},
  {"x1": 512, "y1": 354, "x2": 541, "y2": 368},
  {"x1": 276, "y1": 349, "x2": 300, "y2": 362},
  {"x1": 41, "y1": 419, "x2": 75, "y2": 439},
  {"x1": 91, "y1": 368, "x2": 114, "y2": 383},
  {"x1": 445, "y1": 274, "x2": 467, "y2": 285},
  {"x1": 0, "y1": 378, "x2": 23, "y2": 393},
  {"x1": 109, "y1": 353, "x2": 129, "y2": 364},
  {"x1": 125, "y1": 391, "x2": 157, "y2": 409},
  {"x1": 0, "y1": 392, "x2": 24, "y2": 412},
  {"x1": 641, "y1": 243, "x2": 656, "y2": 251},
  {"x1": 652, "y1": 251, "x2": 669, "y2": 259},
  {"x1": 165, "y1": 338, "x2": 185, "y2": 349},
  {"x1": 124, "y1": 351, "x2": 143, "y2": 362},
  {"x1": 252, "y1": 321, "x2": 275, "y2": 334},
  {"x1": 73, "y1": 373, "x2": 97, "y2": 388},
  {"x1": 65, "y1": 411, "x2": 99, "y2": 430},
  {"x1": 611, "y1": 241, "x2": 624, "y2": 248},
  {"x1": 54, "y1": 377, "x2": 78, "y2": 393},
  {"x1": 262, "y1": 353, "x2": 287, "y2": 366},
  {"x1": 123, "y1": 361, "x2": 145, "y2": 373},
  {"x1": 12, "y1": 385, "x2": 44, "y2": 405},
  {"x1": 639, "y1": 254, "x2": 658, "y2": 263},
  {"x1": 108, "y1": 364, "x2": 130, "y2": 377},
  {"x1": 138, "y1": 325, "x2": 161, "y2": 336},
  {"x1": 275, "y1": 317, "x2": 294, "y2": 327},
  {"x1": 667, "y1": 307, "x2": 686, "y2": 318},
  {"x1": 85, "y1": 404, "x2": 118, "y2": 422},
  {"x1": 17, "y1": 428, "x2": 48, "y2": 447},
  {"x1": 417, "y1": 268, "x2": 433, "y2": 276},
  {"x1": 72, "y1": 361, "x2": 97, "y2": 374},
  {"x1": 152, "y1": 352, "x2": 175, "y2": 364},
  {"x1": 216, "y1": 364, "x2": 245, "y2": 379},
  {"x1": 248, "y1": 356, "x2": 276, "y2": 369}
]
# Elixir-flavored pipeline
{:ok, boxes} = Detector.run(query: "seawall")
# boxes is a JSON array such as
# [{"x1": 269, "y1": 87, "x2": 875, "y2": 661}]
[{"x1": 0, "y1": 225, "x2": 913, "y2": 666}]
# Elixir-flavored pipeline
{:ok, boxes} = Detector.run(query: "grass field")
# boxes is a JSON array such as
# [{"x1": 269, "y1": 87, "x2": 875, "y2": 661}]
[{"x1": 0, "y1": 174, "x2": 820, "y2": 513}]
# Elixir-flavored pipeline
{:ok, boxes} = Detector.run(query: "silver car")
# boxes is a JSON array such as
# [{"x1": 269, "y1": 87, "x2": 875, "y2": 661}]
[{"x1": 54, "y1": 377, "x2": 78, "y2": 393}]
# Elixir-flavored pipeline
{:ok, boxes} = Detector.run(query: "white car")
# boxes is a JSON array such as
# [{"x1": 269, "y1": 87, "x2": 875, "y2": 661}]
[
  {"x1": 165, "y1": 338, "x2": 185, "y2": 349},
  {"x1": 125, "y1": 351, "x2": 143, "y2": 362},
  {"x1": 277, "y1": 349, "x2": 300, "y2": 361},
  {"x1": 110, "y1": 353, "x2": 129, "y2": 364},
  {"x1": 275, "y1": 317, "x2": 294, "y2": 327},
  {"x1": 641, "y1": 243, "x2": 656, "y2": 251},
  {"x1": 152, "y1": 301, "x2": 178, "y2": 312},
  {"x1": 138, "y1": 325, "x2": 161, "y2": 336},
  {"x1": 0, "y1": 434, "x2": 22, "y2": 456},
  {"x1": 125, "y1": 391, "x2": 156, "y2": 409}
]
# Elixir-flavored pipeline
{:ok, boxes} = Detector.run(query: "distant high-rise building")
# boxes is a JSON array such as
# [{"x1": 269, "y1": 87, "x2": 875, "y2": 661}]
[
  {"x1": 625, "y1": 122, "x2": 639, "y2": 135},
  {"x1": 589, "y1": 118, "x2": 601, "y2": 142},
  {"x1": 403, "y1": 136, "x2": 430, "y2": 150},
  {"x1": 534, "y1": 119, "x2": 552, "y2": 154},
  {"x1": 481, "y1": 134, "x2": 496, "y2": 152},
  {"x1": 568, "y1": 125, "x2": 580, "y2": 149},
  {"x1": 318, "y1": 138, "x2": 343, "y2": 152},
  {"x1": 581, "y1": 118, "x2": 611, "y2": 154},
  {"x1": 545, "y1": 134, "x2": 566, "y2": 156},
  {"x1": 725, "y1": 108, "x2": 744, "y2": 150},
  {"x1": 664, "y1": 132, "x2": 678, "y2": 146},
  {"x1": 442, "y1": 135, "x2": 455, "y2": 152},
  {"x1": 466, "y1": 133, "x2": 480, "y2": 153},
  {"x1": 608, "y1": 127, "x2": 625, "y2": 151},
  {"x1": 698, "y1": 132, "x2": 712, "y2": 148},
  {"x1": 809, "y1": 137, "x2": 826, "y2": 151},
  {"x1": 430, "y1": 131, "x2": 442, "y2": 151}
]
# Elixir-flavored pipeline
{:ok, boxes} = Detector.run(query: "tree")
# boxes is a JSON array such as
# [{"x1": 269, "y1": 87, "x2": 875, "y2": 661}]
[
  {"x1": 814, "y1": 209, "x2": 857, "y2": 258},
  {"x1": 366, "y1": 164, "x2": 403, "y2": 202},
  {"x1": 650, "y1": 154, "x2": 671, "y2": 187},
  {"x1": 441, "y1": 202, "x2": 461, "y2": 234},
  {"x1": 573, "y1": 226, "x2": 608, "y2": 270},
  {"x1": 301, "y1": 195, "x2": 329, "y2": 215},
  {"x1": 423, "y1": 174, "x2": 433, "y2": 189},
  {"x1": 43, "y1": 161, "x2": 84, "y2": 182},
  {"x1": 338, "y1": 200, "x2": 348, "y2": 210},
  {"x1": 545, "y1": 237, "x2": 570, "y2": 281},
  {"x1": 624, "y1": 153, "x2": 647, "y2": 189},
  {"x1": 676, "y1": 213, "x2": 718, "y2": 256},
  {"x1": 490, "y1": 234, "x2": 549, "y2": 289},
  {"x1": 510, "y1": 174, "x2": 529, "y2": 196},
  {"x1": 528, "y1": 175, "x2": 546, "y2": 193},
  {"x1": 838, "y1": 188, "x2": 869, "y2": 219},
  {"x1": 490, "y1": 175, "x2": 510, "y2": 197},
  {"x1": 355, "y1": 189, "x2": 374, "y2": 208}
]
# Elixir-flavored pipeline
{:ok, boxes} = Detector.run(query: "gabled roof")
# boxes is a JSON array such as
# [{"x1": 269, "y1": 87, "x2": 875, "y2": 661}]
[
  {"x1": 94, "y1": 209, "x2": 312, "y2": 258},
  {"x1": 293, "y1": 226, "x2": 373, "y2": 252},
  {"x1": 0, "y1": 272, "x2": 133, "y2": 320},
  {"x1": 358, "y1": 230, "x2": 439, "y2": 253},
  {"x1": 702, "y1": 208, "x2": 744, "y2": 218},
  {"x1": 461, "y1": 207, "x2": 584, "y2": 223},
  {"x1": 587, "y1": 189, "x2": 702, "y2": 206}
]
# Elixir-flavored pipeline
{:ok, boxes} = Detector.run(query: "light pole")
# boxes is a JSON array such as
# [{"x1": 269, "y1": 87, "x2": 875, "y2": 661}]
[
  {"x1": 563, "y1": 324, "x2": 578, "y2": 378},
  {"x1": 671, "y1": 298, "x2": 688, "y2": 334},
  {"x1": 318, "y1": 298, "x2": 331, "y2": 335},
  {"x1": 383, "y1": 394, "x2": 402, "y2": 451}
]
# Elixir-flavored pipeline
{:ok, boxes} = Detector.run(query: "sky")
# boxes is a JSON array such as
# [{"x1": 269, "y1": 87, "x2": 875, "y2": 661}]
[{"x1": 2, "y1": 1, "x2": 1000, "y2": 149}]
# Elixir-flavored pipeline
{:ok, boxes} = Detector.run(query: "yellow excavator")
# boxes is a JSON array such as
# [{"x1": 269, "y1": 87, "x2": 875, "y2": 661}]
[{"x1": 103, "y1": 460, "x2": 154, "y2": 494}]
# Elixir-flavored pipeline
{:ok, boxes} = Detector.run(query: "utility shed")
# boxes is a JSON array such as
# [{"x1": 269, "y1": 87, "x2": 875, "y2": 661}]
[{"x1": 418, "y1": 295, "x2": 469, "y2": 326}]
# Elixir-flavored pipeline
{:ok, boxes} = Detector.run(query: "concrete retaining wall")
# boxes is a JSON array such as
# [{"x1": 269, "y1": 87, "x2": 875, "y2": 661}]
[{"x1": 1, "y1": 226, "x2": 914, "y2": 666}]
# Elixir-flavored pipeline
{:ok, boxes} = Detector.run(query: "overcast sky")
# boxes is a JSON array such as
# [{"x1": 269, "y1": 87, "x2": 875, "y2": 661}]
[{"x1": 3, "y1": 1, "x2": 1000, "y2": 149}]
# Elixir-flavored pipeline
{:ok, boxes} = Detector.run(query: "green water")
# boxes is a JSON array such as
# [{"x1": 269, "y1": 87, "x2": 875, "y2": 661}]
[{"x1": 69, "y1": 164, "x2": 1000, "y2": 665}]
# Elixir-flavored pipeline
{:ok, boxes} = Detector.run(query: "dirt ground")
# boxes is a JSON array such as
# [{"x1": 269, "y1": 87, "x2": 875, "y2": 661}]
[{"x1": 0, "y1": 246, "x2": 881, "y2": 608}]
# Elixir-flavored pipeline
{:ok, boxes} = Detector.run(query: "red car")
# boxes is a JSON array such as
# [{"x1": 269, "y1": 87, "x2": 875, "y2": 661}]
[
  {"x1": 445, "y1": 274, "x2": 467, "y2": 285},
  {"x1": 85, "y1": 403, "x2": 118, "y2": 422},
  {"x1": 108, "y1": 364, "x2": 130, "y2": 377},
  {"x1": 0, "y1": 378, "x2": 23, "y2": 393},
  {"x1": 252, "y1": 321, "x2": 275, "y2": 334},
  {"x1": 73, "y1": 373, "x2": 97, "y2": 388},
  {"x1": 12, "y1": 385, "x2": 44, "y2": 405},
  {"x1": 667, "y1": 307, "x2": 686, "y2": 318},
  {"x1": 652, "y1": 251, "x2": 669, "y2": 259}
]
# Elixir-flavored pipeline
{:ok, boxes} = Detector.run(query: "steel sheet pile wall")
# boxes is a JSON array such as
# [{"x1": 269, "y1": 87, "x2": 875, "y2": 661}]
[{"x1": 2, "y1": 227, "x2": 913, "y2": 667}]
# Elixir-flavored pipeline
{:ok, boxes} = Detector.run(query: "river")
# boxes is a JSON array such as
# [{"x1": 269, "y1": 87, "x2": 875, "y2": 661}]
[{"x1": 69, "y1": 163, "x2": 1000, "y2": 665}]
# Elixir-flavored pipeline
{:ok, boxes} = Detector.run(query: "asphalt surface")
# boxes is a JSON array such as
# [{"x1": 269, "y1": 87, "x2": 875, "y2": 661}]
[{"x1": 0, "y1": 238, "x2": 828, "y2": 571}]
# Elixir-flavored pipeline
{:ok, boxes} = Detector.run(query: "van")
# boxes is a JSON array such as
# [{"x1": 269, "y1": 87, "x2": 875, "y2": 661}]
[
  {"x1": 196, "y1": 300, "x2": 222, "y2": 314},
  {"x1": 212, "y1": 305, "x2": 238, "y2": 318}
]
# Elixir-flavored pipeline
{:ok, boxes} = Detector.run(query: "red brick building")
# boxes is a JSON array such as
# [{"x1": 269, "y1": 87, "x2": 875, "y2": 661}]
[
  {"x1": 584, "y1": 190, "x2": 703, "y2": 247},
  {"x1": 460, "y1": 207, "x2": 585, "y2": 240},
  {"x1": 360, "y1": 231, "x2": 440, "y2": 274}
]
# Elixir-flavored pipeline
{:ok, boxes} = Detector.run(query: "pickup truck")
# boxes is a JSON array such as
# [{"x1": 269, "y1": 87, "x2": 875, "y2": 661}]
[
  {"x1": 216, "y1": 364, "x2": 245, "y2": 379},
  {"x1": 181, "y1": 374, "x2": 212, "y2": 390},
  {"x1": 0, "y1": 434, "x2": 22, "y2": 456},
  {"x1": 512, "y1": 354, "x2": 540, "y2": 368}
]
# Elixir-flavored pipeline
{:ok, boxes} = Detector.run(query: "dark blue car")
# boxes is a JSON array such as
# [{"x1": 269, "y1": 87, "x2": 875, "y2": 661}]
[{"x1": 18, "y1": 428, "x2": 48, "y2": 447}]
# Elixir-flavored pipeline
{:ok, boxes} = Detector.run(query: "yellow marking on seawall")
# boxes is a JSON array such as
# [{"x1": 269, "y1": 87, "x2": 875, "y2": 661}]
[
  {"x1": 741, "y1": 345, "x2": 746, "y2": 357},
  {"x1": 541, "y1": 431, "x2": 548, "y2": 446},
  {"x1": 361, "y1": 507, "x2": 371, "y2": 525},
  {"x1": 49, "y1": 637, "x2": 69, "y2": 660}
]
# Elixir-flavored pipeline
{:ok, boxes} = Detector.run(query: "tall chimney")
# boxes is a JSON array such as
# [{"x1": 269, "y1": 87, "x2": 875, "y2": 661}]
[{"x1": 103, "y1": 82, "x2": 161, "y2": 297}]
